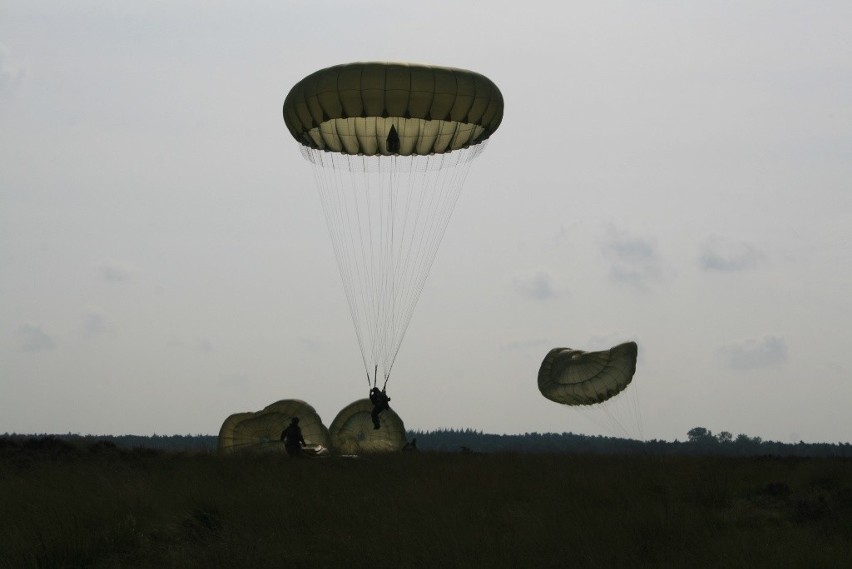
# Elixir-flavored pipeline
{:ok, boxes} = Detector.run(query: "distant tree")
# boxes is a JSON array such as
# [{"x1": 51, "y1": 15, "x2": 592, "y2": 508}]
[
  {"x1": 716, "y1": 431, "x2": 733, "y2": 443},
  {"x1": 687, "y1": 427, "x2": 713, "y2": 443},
  {"x1": 735, "y1": 433, "x2": 762, "y2": 445}
]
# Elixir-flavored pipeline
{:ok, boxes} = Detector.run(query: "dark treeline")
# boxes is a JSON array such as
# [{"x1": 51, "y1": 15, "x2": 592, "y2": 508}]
[
  {"x1": 409, "y1": 427, "x2": 852, "y2": 457},
  {"x1": 0, "y1": 433, "x2": 217, "y2": 453},
  {"x1": 3, "y1": 426, "x2": 852, "y2": 457}
]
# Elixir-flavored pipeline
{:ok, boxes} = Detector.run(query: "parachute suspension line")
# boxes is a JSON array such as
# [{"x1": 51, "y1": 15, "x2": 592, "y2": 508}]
[
  {"x1": 387, "y1": 148, "x2": 478, "y2": 377},
  {"x1": 306, "y1": 148, "x2": 370, "y2": 378},
  {"x1": 302, "y1": 143, "x2": 485, "y2": 387},
  {"x1": 572, "y1": 375, "x2": 623, "y2": 437},
  {"x1": 385, "y1": 152, "x2": 429, "y2": 380},
  {"x1": 578, "y1": 389, "x2": 643, "y2": 441},
  {"x1": 624, "y1": 377, "x2": 643, "y2": 440},
  {"x1": 378, "y1": 154, "x2": 400, "y2": 381},
  {"x1": 573, "y1": 366, "x2": 643, "y2": 441},
  {"x1": 384, "y1": 144, "x2": 482, "y2": 381},
  {"x1": 363, "y1": 153, "x2": 380, "y2": 373},
  {"x1": 375, "y1": 151, "x2": 407, "y2": 384}
]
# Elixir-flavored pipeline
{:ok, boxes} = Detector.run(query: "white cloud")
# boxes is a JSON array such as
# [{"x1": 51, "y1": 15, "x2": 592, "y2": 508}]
[
  {"x1": 716, "y1": 335, "x2": 788, "y2": 371},
  {"x1": 700, "y1": 236, "x2": 763, "y2": 272},
  {"x1": 96, "y1": 259, "x2": 138, "y2": 283},
  {"x1": 81, "y1": 309, "x2": 116, "y2": 338},
  {"x1": 16, "y1": 324, "x2": 57, "y2": 352},
  {"x1": 600, "y1": 228, "x2": 663, "y2": 290},
  {"x1": 512, "y1": 270, "x2": 560, "y2": 300}
]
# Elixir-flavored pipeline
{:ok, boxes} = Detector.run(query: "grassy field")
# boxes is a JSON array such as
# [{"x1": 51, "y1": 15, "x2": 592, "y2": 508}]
[{"x1": 1, "y1": 440, "x2": 850, "y2": 568}]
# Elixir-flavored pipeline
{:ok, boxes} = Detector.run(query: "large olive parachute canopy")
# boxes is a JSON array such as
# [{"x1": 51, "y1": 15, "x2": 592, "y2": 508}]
[
  {"x1": 538, "y1": 342, "x2": 639, "y2": 406},
  {"x1": 283, "y1": 63, "x2": 503, "y2": 389},
  {"x1": 283, "y1": 62, "x2": 503, "y2": 156},
  {"x1": 218, "y1": 399, "x2": 331, "y2": 455}
]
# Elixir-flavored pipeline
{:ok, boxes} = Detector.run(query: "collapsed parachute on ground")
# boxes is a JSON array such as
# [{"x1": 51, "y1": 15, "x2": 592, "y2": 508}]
[
  {"x1": 538, "y1": 342, "x2": 639, "y2": 406},
  {"x1": 329, "y1": 399, "x2": 407, "y2": 454},
  {"x1": 218, "y1": 399, "x2": 331, "y2": 455},
  {"x1": 283, "y1": 62, "x2": 503, "y2": 391}
]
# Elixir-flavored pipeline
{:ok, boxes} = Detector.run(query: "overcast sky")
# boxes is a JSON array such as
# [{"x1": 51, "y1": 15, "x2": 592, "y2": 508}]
[{"x1": 2, "y1": 1, "x2": 850, "y2": 442}]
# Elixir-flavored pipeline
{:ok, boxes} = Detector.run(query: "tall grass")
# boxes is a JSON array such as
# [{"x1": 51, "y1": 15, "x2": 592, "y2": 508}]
[{"x1": 1, "y1": 444, "x2": 850, "y2": 568}]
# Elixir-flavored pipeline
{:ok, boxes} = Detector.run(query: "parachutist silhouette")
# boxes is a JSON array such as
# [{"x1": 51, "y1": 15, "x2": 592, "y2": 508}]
[
  {"x1": 369, "y1": 387, "x2": 391, "y2": 429},
  {"x1": 280, "y1": 417, "x2": 306, "y2": 456}
]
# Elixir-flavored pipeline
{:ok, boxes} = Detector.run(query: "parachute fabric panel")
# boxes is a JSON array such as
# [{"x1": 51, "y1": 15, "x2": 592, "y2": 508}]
[
  {"x1": 218, "y1": 399, "x2": 331, "y2": 455},
  {"x1": 283, "y1": 62, "x2": 503, "y2": 156},
  {"x1": 329, "y1": 399, "x2": 406, "y2": 454},
  {"x1": 538, "y1": 342, "x2": 638, "y2": 405},
  {"x1": 217, "y1": 412, "x2": 255, "y2": 454}
]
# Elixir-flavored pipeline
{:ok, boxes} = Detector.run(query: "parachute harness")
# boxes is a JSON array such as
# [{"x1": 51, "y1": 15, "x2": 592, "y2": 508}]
[{"x1": 303, "y1": 143, "x2": 485, "y2": 388}]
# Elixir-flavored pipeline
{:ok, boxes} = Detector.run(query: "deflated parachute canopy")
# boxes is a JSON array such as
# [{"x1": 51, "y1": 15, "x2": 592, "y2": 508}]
[
  {"x1": 538, "y1": 342, "x2": 638, "y2": 406},
  {"x1": 329, "y1": 399, "x2": 407, "y2": 454},
  {"x1": 218, "y1": 399, "x2": 331, "y2": 455},
  {"x1": 283, "y1": 62, "x2": 504, "y2": 156}
]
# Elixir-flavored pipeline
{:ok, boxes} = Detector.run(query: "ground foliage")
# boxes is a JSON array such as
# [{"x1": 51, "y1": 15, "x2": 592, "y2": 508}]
[
  {"x1": 1, "y1": 437, "x2": 851, "y2": 568},
  {"x1": 3, "y1": 428, "x2": 852, "y2": 457}
]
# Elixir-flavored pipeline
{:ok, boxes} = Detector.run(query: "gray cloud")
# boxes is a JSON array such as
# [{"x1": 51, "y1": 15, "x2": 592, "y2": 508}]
[
  {"x1": 81, "y1": 309, "x2": 116, "y2": 338},
  {"x1": 512, "y1": 271, "x2": 559, "y2": 300},
  {"x1": 97, "y1": 259, "x2": 138, "y2": 283},
  {"x1": 0, "y1": 44, "x2": 26, "y2": 99},
  {"x1": 601, "y1": 228, "x2": 662, "y2": 290},
  {"x1": 16, "y1": 324, "x2": 57, "y2": 352},
  {"x1": 716, "y1": 335, "x2": 788, "y2": 371},
  {"x1": 700, "y1": 237, "x2": 763, "y2": 272}
]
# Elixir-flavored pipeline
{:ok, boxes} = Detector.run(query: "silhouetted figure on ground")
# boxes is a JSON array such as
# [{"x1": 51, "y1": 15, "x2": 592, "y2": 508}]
[
  {"x1": 280, "y1": 417, "x2": 306, "y2": 456},
  {"x1": 402, "y1": 438, "x2": 417, "y2": 452},
  {"x1": 369, "y1": 387, "x2": 391, "y2": 430}
]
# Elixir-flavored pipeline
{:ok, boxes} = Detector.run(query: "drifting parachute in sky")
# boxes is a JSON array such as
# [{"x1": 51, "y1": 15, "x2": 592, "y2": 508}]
[
  {"x1": 283, "y1": 62, "x2": 503, "y2": 390},
  {"x1": 538, "y1": 341, "x2": 641, "y2": 438},
  {"x1": 218, "y1": 399, "x2": 331, "y2": 455},
  {"x1": 329, "y1": 399, "x2": 407, "y2": 454},
  {"x1": 538, "y1": 342, "x2": 638, "y2": 405}
]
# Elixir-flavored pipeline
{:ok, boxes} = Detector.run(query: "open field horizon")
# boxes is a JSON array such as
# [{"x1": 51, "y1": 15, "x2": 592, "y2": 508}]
[
  {"x1": 2, "y1": 440, "x2": 851, "y2": 568},
  {"x1": 5, "y1": 428, "x2": 852, "y2": 459}
]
